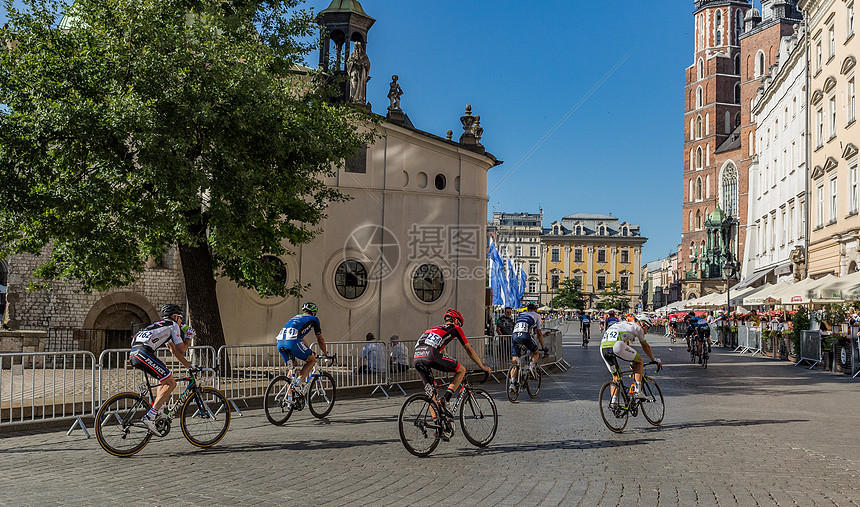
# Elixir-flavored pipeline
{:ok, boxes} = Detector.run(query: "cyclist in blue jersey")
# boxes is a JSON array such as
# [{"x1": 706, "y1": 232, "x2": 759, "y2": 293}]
[
  {"x1": 276, "y1": 302, "x2": 329, "y2": 395},
  {"x1": 510, "y1": 302, "x2": 547, "y2": 381},
  {"x1": 692, "y1": 316, "x2": 713, "y2": 363},
  {"x1": 604, "y1": 310, "x2": 620, "y2": 328}
]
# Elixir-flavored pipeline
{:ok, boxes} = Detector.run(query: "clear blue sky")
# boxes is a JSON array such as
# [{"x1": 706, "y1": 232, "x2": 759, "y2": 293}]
[
  {"x1": 2, "y1": 0, "x2": 717, "y2": 263},
  {"x1": 325, "y1": 0, "x2": 700, "y2": 264}
]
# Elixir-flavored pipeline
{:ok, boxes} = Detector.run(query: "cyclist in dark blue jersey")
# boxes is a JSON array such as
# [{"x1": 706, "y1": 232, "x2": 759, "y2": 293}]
[
  {"x1": 510, "y1": 302, "x2": 546, "y2": 380},
  {"x1": 276, "y1": 302, "x2": 329, "y2": 395}
]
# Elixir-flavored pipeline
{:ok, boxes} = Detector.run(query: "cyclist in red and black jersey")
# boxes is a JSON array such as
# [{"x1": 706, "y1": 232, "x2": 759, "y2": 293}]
[{"x1": 413, "y1": 308, "x2": 491, "y2": 411}]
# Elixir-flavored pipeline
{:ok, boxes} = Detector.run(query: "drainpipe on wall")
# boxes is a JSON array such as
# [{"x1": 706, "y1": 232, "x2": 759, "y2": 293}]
[{"x1": 803, "y1": 9, "x2": 811, "y2": 279}]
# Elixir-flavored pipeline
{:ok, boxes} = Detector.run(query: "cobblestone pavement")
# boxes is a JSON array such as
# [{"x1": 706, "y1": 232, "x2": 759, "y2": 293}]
[{"x1": 2, "y1": 324, "x2": 860, "y2": 506}]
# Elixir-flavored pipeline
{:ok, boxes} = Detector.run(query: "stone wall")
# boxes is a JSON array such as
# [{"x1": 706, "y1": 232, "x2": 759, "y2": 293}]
[{"x1": 4, "y1": 245, "x2": 186, "y2": 351}]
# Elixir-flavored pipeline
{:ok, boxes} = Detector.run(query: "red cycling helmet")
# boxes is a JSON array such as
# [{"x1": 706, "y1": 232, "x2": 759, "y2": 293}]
[{"x1": 444, "y1": 308, "x2": 464, "y2": 326}]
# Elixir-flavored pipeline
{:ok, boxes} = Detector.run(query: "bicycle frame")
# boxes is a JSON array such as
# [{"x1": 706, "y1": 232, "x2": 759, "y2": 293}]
[{"x1": 137, "y1": 370, "x2": 220, "y2": 421}]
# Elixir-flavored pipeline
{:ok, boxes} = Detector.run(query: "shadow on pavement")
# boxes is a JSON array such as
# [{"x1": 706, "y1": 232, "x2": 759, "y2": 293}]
[
  {"x1": 439, "y1": 437, "x2": 662, "y2": 458},
  {"x1": 638, "y1": 417, "x2": 808, "y2": 433},
  {"x1": 170, "y1": 437, "x2": 400, "y2": 456}
]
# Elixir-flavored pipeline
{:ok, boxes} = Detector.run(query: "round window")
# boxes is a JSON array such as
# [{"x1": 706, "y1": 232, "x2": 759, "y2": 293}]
[
  {"x1": 435, "y1": 174, "x2": 446, "y2": 190},
  {"x1": 335, "y1": 260, "x2": 368, "y2": 300},
  {"x1": 412, "y1": 264, "x2": 444, "y2": 303}
]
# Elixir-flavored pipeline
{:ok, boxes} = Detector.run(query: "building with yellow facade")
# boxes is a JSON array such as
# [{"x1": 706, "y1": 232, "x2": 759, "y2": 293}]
[{"x1": 540, "y1": 214, "x2": 647, "y2": 310}]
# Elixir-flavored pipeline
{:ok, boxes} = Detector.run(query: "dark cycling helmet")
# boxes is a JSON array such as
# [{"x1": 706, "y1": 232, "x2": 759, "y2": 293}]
[
  {"x1": 160, "y1": 304, "x2": 183, "y2": 319},
  {"x1": 444, "y1": 308, "x2": 464, "y2": 326},
  {"x1": 301, "y1": 302, "x2": 318, "y2": 314},
  {"x1": 527, "y1": 302, "x2": 538, "y2": 311}
]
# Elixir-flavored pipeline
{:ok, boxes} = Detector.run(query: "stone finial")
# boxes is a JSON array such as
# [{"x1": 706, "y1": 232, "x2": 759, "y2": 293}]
[
  {"x1": 459, "y1": 104, "x2": 478, "y2": 145},
  {"x1": 446, "y1": 130, "x2": 453, "y2": 140},
  {"x1": 472, "y1": 115, "x2": 483, "y2": 146},
  {"x1": 387, "y1": 75, "x2": 403, "y2": 111}
]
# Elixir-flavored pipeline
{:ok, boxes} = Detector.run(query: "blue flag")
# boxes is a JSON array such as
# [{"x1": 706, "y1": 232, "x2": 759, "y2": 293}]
[
  {"x1": 506, "y1": 257, "x2": 517, "y2": 308},
  {"x1": 487, "y1": 239, "x2": 506, "y2": 306}
]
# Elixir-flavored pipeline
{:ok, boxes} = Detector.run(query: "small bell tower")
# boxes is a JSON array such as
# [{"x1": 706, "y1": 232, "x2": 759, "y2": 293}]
[{"x1": 317, "y1": 0, "x2": 375, "y2": 104}]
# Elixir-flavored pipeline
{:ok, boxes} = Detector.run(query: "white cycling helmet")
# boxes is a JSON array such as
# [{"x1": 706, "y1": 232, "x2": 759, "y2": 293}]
[{"x1": 634, "y1": 314, "x2": 653, "y2": 328}]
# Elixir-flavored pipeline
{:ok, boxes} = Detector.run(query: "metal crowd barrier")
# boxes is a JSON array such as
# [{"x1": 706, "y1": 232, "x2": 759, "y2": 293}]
[
  {"x1": 0, "y1": 351, "x2": 96, "y2": 436},
  {"x1": 853, "y1": 334, "x2": 860, "y2": 378},
  {"x1": 311, "y1": 341, "x2": 390, "y2": 397},
  {"x1": 796, "y1": 330, "x2": 821, "y2": 369},
  {"x1": 216, "y1": 344, "x2": 286, "y2": 414},
  {"x1": 97, "y1": 346, "x2": 217, "y2": 408}
]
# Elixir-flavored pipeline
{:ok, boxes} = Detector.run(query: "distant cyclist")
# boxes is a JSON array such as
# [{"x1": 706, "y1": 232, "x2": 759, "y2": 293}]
[
  {"x1": 510, "y1": 302, "x2": 547, "y2": 381},
  {"x1": 275, "y1": 302, "x2": 329, "y2": 396},
  {"x1": 580, "y1": 312, "x2": 591, "y2": 342},
  {"x1": 683, "y1": 311, "x2": 697, "y2": 352},
  {"x1": 413, "y1": 309, "x2": 491, "y2": 413},
  {"x1": 605, "y1": 310, "x2": 620, "y2": 328},
  {"x1": 692, "y1": 316, "x2": 713, "y2": 363},
  {"x1": 129, "y1": 304, "x2": 195, "y2": 435},
  {"x1": 600, "y1": 314, "x2": 662, "y2": 404}
]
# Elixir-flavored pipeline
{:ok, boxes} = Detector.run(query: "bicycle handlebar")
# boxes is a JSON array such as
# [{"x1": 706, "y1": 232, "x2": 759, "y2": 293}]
[
  {"x1": 466, "y1": 370, "x2": 490, "y2": 384},
  {"x1": 645, "y1": 360, "x2": 662, "y2": 373},
  {"x1": 318, "y1": 353, "x2": 338, "y2": 366}
]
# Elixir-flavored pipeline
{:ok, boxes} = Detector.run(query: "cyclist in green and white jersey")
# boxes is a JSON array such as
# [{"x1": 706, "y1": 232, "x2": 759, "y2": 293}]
[{"x1": 600, "y1": 315, "x2": 661, "y2": 405}]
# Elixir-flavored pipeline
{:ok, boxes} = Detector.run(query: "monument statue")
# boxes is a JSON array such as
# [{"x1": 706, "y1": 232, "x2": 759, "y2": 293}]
[
  {"x1": 387, "y1": 75, "x2": 403, "y2": 111},
  {"x1": 346, "y1": 41, "x2": 370, "y2": 104}
]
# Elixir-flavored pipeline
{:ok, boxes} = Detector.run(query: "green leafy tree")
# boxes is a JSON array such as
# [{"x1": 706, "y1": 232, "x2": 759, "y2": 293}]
[
  {"x1": 0, "y1": 0, "x2": 377, "y2": 349},
  {"x1": 596, "y1": 281, "x2": 630, "y2": 312},
  {"x1": 550, "y1": 278, "x2": 586, "y2": 311}
]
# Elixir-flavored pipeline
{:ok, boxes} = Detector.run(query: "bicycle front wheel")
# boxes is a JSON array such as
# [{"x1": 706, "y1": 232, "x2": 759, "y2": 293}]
[
  {"x1": 307, "y1": 372, "x2": 336, "y2": 419},
  {"x1": 181, "y1": 387, "x2": 231, "y2": 448},
  {"x1": 264, "y1": 375, "x2": 294, "y2": 425},
  {"x1": 640, "y1": 378, "x2": 665, "y2": 426},
  {"x1": 526, "y1": 366, "x2": 542, "y2": 399},
  {"x1": 398, "y1": 394, "x2": 441, "y2": 457},
  {"x1": 599, "y1": 381, "x2": 628, "y2": 433},
  {"x1": 94, "y1": 392, "x2": 153, "y2": 457},
  {"x1": 460, "y1": 388, "x2": 498, "y2": 447},
  {"x1": 507, "y1": 366, "x2": 520, "y2": 403}
]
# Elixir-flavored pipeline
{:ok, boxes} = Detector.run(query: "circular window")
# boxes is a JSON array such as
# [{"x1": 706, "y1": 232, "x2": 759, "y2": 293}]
[
  {"x1": 259, "y1": 255, "x2": 287, "y2": 296},
  {"x1": 435, "y1": 174, "x2": 446, "y2": 190},
  {"x1": 417, "y1": 172, "x2": 428, "y2": 189},
  {"x1": 412, "y1": 264, "x2": 444, "y2": 303},
  {"x1": 335, "y1": 260, "x2": 368, "y2": 300}
]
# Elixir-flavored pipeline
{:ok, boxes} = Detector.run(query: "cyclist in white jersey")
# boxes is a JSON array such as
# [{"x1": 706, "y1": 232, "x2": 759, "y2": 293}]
[
  {"x1": 600, "y1": 315, "x2": 661, "y2": 404},
  {"x1": 129, "y1": 304, "x2": 194, "y2": 435}
]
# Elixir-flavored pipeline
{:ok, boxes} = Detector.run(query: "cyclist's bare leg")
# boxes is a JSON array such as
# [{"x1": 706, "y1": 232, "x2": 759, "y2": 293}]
[
  {"x1": 152, "y1": 377, "x2": 177, "y2": 411},
  {"x1": 509, "y1": 356, "x2": 519, "y2": 379},
  {"x1": 632, "y1": 357, "x2": 645, "y2": 385},
  {"x1": 448, "y1": 363, "x2": 466, "y2": 396},
  {"x1": 299, "y1": 352, "x2": 316, "y2": 382}
]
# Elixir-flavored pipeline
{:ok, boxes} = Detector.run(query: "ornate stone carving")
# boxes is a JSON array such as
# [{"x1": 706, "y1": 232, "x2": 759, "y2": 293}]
[
  {"x1": 387, "y1": 75, "x2": 403, "y2": 111},
  {"x1": 346, "y1": 41, "x2": 371, "y2": 104},
  {"x1": 790, "y1": 245, "x2": 806, "y2": 282}
]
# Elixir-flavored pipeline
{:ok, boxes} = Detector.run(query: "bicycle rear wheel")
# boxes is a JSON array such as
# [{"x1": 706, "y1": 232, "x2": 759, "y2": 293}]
[
  {"x1": 398, "y1": 394, "x2": 441, "y2": 457},
  {"x1": 181, "y1": 387, "x2": 231, "y2": 448},
  {"x1": 599, "y1": 381, "x2": 628, "y2": 433},
  {"x1": 526, "y1": 365, "x2": 542, "y2": 398},
  {"x1": 94, "y1": 392, "x2": 153, "y2": 457},
  {"x1": 506, "y1": 365, "x2": 520, "y2": 403},
  {"x1": 460, "y1": 388, "x2": 498, "y2": 447},
  {"x1": 307, "y1": 371, "x2": 336, "y2": 419},
  {"x1": 264, "y1": 375, "x2": 294, "y2": 425},
  {"x1": 640, "y1": 377, "x2": 665, "y2": 426}
]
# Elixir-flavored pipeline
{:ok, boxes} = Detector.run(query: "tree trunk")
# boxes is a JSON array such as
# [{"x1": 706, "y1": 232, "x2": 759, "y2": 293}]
[{"x1": 178, "y1": 235, "x2": 227, "y2": 356}]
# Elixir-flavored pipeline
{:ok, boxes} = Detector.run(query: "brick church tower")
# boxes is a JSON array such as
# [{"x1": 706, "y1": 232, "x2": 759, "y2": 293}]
[{"x1": 680, "y1": 0, "x2": 802, "y2": 300}]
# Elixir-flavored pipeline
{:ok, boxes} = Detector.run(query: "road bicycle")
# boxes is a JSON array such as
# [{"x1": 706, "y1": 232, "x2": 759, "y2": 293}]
[
  {"x1": 690, "y1": 334, "x2": 710, "y2": 368},
  {"x1": 95, "y1": 367, "x2": 230, "y2": 457},
  {"x1": 506, "y1": 346, "x2": 547, "y2": 403},
  {"x1": 598, "y1": 361, "x2": 664, "y2": 433},
  {"x1": 264, "y1": 354, "x2": 337, "y2": 425},
  {"x1": 398, "y1": 370, "x2": 497, "y2": 457},
  {"x1": 582, "y1": 322, "x2": 591, "y2": 346}
]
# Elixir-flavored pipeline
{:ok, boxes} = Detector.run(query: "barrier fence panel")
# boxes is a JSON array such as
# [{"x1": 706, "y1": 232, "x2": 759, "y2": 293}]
[
  {"x1": 796, "y1": 331, "x2": 821, "y2": 369},
  {"x1": 1, "y1": 351, "x2": 96, "y2": 434},
  {"x1": 748, "y1": 327, "x2": 762, "y2": 356},
  {"x1": 311, "y1": 341, "x2": 389, "y2": 396},
  {"x1": 216, "y1": 344, "x2": 287, "y2": 409},
  {"x1": 853, "y1": 334, "x2": 860, "y2": 378},
  {"x1": 97, "y1": 346, "x2": 217, "y2": 408},
  {"x1": 735, "y1": 326, "x2": 749, "y2": 353}
]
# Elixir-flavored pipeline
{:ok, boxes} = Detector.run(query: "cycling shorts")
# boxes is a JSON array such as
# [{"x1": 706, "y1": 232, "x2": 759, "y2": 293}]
[
  {"x1": 129, "y1": 346, "x2": 172, "y2": 382},
  {"x1": 601, "y1": 341, "x2": 641, "y2": 375},
  {"x1": 277, "y1": 338, "x2": 313, "y2": 363},
  {"x1": 412, "y1": 345, "x2": 460, "y2": 384},
  {"x1": 696, "y1": 328, "x2": 711, "y2": 341},
  {"x1": 511, "y1": 333, "x2": 538, "y2": 357}
]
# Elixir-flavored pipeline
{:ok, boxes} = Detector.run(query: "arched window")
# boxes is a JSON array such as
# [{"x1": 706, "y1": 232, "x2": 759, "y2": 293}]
[
  {"x1": 696, "y1": 147, "x2": 703, "y2": 169},
  {"x1": 696, "y1": 86, "x2": 703, "y2": 108},
  {"x1": 689, "y1": 179, "x2": 694, "y2": 201},
  {"x1": 748, "y1": 131, "x2": 754, "y2": 156},
  {"x1": 689, "y1": 212, "x2": 694, "y2": 230},
  {"x1": 696, "y1": 115, "x2": 703, "y2": 138},
  {"x1": 689, "y1": 149, "x2": 694, "y2": 171},
  {"x1": 699, "y1": 14, "x2": 705, "y2": 51},
  {"x1": 715, "y1": 11, "x2": 723, "y2": 46},
  {"x1": 734, "y1": 83, "x2": 741, "y2": 103},
  {"x1": 756, "y1": 50, "x2": 766, "y2": 77},
  {"x1": 690, "y1": 118, "x2": 695, "y2": 140},
  {"x1": 696, "y1": 177, "x2": 703, "y2": 200},
  {"x1": 725, "y1": 111, "x2": 731, "y2": 132},
  {"x1": 690, "y1": 241, "x2": 695, "y2": 257},
  {"x1": 705, "y1": 113, "x2": 710, "y2": 135},
  {"x1": 706, "y1": 175, "x2": 711, "y2": 198},
  {"x1": 734, "y1": 54, "x2": 741, "y2": 75},
  {"x1": 736, "y1": 9, "x2": 743, "y2": 42},
  {"x1": 735, "y1": 112, "x2": 741, "y2": 128},
  {"x1": 722, "y1": 164, "x2": 739, "y2": 216},
  {"x1": 696, "y1": 210, "x2": 702, "y2": 229}
]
